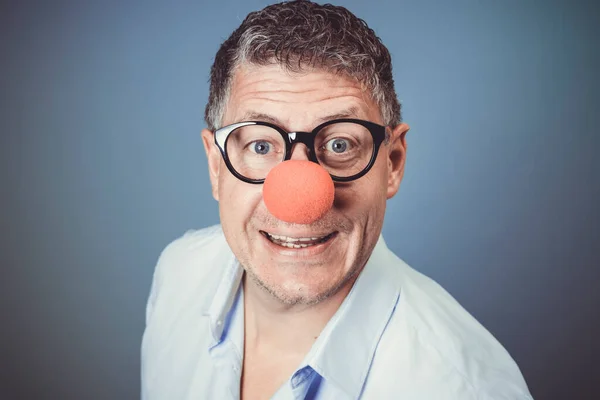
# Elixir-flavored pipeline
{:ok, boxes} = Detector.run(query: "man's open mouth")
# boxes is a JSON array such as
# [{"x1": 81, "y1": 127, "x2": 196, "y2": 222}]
[{"x1": 260, "y1": 231, "x2": 336, "y2": 248}]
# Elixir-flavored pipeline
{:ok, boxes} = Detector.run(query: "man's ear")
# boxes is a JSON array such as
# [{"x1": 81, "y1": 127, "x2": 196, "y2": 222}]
[
  {"x1": 201, "y1": 129, "x2": 220, "y2": 201},
  {"x1": 386, "y1": 123, "x2": 410, "y2": 199}
]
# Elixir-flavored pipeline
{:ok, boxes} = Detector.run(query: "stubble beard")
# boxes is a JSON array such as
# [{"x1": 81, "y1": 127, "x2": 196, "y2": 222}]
[{"x1": 241, "y1": 254, "x2": 365, "y2": 307}]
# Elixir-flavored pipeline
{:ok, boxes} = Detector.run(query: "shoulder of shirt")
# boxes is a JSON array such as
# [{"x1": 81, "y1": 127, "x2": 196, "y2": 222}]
[
  {"x1": 156, "y1": 223, "x2": 227, "y2": 272},
  {"x1": 149, "y1": 224, "x2": 231, "y2": 313},
  {"x1": 379, "y1": 245, "x2": 532, "y2": 399},
  {"x1": 160, "y1": 223, "x2": 226, "y2": 259}
]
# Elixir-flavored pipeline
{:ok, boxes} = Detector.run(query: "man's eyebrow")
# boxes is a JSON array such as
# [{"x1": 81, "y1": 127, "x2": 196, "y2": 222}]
[
  {"x1": 240, "y1": 106, "x2": 362, "y2": 128},
  {"x1": 315, "y1": 106, "x2": 361, "y2": 123},
  {"x1": 240, "y1": 112, "x2": 282, "y2": 126}
]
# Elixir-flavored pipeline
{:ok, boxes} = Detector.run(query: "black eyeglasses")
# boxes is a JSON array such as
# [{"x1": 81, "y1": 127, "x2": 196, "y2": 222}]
[{"x1": 214, "y1": 118, "x2": 387, "y2": 184}]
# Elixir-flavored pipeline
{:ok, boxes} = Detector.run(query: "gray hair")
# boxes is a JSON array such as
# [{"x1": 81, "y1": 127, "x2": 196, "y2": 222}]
[{"x1": 204, "y1": 0, "x2": 401, "y2": 131}]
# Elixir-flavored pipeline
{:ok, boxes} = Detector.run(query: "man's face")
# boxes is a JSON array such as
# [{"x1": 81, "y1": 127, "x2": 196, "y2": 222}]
[{"x1": 202, "y1": 64, "x2": 408, "y2": 305}]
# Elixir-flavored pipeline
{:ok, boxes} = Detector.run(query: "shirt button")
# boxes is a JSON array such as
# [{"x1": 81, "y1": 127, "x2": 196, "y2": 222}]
[
  {"x1": 216, "y1": 320, "x2": 222, "y2": 326},
  {"x1": 292, "y1": 372, "x2": 303, "y2": 387},
  {"x1": 232, "y1": 366, "x2": 239, "y2": 373}
]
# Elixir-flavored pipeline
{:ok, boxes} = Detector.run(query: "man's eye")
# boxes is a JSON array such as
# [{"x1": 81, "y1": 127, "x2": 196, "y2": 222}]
[
  {"x1": 325, "y1": 138, "x2": 350, "y2": 154},
  {"x1": 249, "y1": 141, "x2": 271, "y2": 155}
]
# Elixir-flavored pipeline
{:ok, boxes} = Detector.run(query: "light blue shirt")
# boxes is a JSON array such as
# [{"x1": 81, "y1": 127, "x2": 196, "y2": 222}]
[{"x1": 141, "y1": 225, "x2": 532, "y2": 399}]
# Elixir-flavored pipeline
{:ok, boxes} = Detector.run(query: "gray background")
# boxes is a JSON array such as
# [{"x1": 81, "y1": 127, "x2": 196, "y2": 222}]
[{"x1": 0, "y1": 0, "x2": 597, "y2": 399}]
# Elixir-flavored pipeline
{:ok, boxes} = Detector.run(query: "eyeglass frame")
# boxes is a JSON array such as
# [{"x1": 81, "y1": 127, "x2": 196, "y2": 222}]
[{"x1": 213, "y1": 118, "x2": 388, "y2": 184}]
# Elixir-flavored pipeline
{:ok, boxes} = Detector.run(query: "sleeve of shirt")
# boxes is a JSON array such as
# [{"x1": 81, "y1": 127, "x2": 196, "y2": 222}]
[
  {"x1": 142, "y1": 244, "x2": 170, "y2": 400},
  {"x1": 145, "y1": 250, "x2": 164, "y2": 327},
  {"x1": 145, "y1": 244, "x2": 170, "y2": 327},
  {"x1": 142, "y1": 236, "x2": 188, "y2": 399}
]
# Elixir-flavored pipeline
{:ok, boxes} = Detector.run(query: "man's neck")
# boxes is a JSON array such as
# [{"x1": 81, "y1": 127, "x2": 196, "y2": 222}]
[
  {"x1": 239, "y1": 274, "x2": 358, "y2": 400},
  {"x1": 242, "y1": 274, "x2": 355, "y2": 357}
]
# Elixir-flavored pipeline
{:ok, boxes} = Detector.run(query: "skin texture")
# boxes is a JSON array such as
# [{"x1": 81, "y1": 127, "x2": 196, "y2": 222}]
[{"x1": 201, "y1": 63, "x2": 409, "y2": 399}]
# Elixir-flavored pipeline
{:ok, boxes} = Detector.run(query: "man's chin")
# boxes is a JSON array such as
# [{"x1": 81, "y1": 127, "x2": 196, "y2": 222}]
[{"x1": 244, "y1": 265, "x2": 353, "y2": 307}]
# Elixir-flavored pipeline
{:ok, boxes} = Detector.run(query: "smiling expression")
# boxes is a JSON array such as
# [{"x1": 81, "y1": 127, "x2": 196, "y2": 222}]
[{"x1": 202, "y1": 63, "x2": 408, "y2": 305}]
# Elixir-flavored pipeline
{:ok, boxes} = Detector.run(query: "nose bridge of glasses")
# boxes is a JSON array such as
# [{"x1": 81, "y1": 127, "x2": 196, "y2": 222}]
[{"x1": 287, "y1": 131, "x2": 317, "y2": 161}]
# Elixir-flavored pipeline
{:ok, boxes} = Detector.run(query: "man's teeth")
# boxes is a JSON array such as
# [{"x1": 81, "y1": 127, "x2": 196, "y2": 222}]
[
  {"x1": 269, "y1": 234, "x2": 323, "y2": 241},
  {"x1": 265, "y1": 233, "x2": 331, "y2": 248}
]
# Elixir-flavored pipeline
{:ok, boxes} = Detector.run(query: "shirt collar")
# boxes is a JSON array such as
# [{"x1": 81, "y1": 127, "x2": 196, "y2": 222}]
[
  {"x1": 303, "y1": 235, "x2": 401, "y2": 398},
  {"x1": 203, "y1": 251, "x2": 243, "y2": 347}
]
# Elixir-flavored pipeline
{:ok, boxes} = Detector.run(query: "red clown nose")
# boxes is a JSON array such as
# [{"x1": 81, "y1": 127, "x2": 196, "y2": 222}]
[{"x1": 263, "y1": 160, "x2": 335, "y2": 224}]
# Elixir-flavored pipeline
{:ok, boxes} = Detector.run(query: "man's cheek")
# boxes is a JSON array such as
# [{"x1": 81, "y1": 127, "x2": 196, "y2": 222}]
[{"x1": 333, "y1": 184, "x2": 374, "y2": 211}]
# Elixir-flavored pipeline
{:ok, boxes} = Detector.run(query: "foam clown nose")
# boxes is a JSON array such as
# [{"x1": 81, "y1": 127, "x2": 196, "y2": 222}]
[{"x1": 263, "y1": 160, "x2": 335, "y2": 224}]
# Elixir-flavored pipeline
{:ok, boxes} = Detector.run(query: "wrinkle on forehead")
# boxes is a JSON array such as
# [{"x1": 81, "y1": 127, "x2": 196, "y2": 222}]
[{"x1": 223, "y1": 64, "x2": 381, "y2": 129}]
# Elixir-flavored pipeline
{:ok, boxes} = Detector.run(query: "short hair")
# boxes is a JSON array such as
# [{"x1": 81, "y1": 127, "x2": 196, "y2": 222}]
[{"x1": 204, "y1": 0, "x2": 402, "y2": 131}]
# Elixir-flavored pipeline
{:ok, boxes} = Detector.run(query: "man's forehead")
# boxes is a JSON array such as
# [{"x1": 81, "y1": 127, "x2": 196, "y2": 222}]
[
  {"x1": 230, "y1": 63, "x2": 368, "y2": 93},
  {"x1": 224, "y1": 63, "x2": 381, "y2": 127}
]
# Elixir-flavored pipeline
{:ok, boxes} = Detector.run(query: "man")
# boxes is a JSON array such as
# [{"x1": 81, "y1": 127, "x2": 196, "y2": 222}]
[{"x1": 141, "y1": 1, "x2": 532, "y2": 399}]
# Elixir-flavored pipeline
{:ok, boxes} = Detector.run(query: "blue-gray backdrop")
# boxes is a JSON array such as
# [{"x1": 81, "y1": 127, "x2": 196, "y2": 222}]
[{"x1": 0, "y1": 1, "x2": 597, "y2": 399}]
